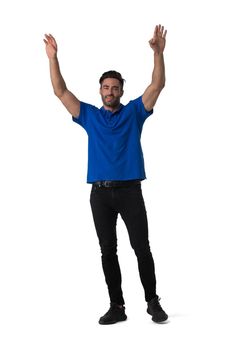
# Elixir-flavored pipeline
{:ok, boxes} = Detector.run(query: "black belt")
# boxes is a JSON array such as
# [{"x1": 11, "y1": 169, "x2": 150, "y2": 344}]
[{"x1": 92, "y1": 180, "x2": 141, "y2": 188}]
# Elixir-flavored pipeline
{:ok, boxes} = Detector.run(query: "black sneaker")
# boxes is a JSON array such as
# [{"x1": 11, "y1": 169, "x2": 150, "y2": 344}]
[
  {"x1": 99, "y1": 303, "x2": 127, "y2": 325},
  {"x1": 147, "y1": 296, "x2": 168, "y2": 323}
]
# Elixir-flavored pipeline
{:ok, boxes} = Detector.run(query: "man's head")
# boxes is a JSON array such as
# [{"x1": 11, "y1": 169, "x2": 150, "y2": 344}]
[{"x1": 99, "y1": 71, "x2": 125, "y2": 110}]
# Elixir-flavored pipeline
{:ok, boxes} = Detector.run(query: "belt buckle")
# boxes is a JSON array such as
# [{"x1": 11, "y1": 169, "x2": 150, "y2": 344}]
[{"x1": 103, "y1": 180, "x2": 112, "y2": 187}]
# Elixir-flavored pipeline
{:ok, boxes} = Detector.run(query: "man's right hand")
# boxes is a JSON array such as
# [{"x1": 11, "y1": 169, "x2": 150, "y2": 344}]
[
  {"x1": 44, "y1": 33, "x2": 80, "y2": 117},
  {"x1": 44, "y1": 34, "x2": 58, "y2": 59}
]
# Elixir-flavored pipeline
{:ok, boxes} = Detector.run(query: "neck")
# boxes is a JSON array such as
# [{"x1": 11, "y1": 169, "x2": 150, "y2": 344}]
[{"x1": 103, "y1": 103, "x2": 121, "y2": 113}]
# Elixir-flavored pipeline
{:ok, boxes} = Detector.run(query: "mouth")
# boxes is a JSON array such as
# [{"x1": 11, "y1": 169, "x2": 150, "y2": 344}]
[{"x1": 105, "y1": 96, "x2": 114, "y2": 100}]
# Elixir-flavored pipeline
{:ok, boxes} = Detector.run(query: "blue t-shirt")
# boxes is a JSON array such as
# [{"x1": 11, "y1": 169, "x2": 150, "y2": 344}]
[{"x1": 72, "y1": 96, "x2": 153, "y2": 183}]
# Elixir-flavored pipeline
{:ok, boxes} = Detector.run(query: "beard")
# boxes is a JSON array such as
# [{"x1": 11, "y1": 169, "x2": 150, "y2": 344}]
[{"x1": 101, "y1": 94, "x2": 121, "y2": 109}]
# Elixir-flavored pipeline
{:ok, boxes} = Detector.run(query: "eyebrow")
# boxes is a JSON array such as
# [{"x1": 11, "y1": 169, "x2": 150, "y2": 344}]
[{"x1": 102, "y1": 84, "x2": 120, "y2": 89}]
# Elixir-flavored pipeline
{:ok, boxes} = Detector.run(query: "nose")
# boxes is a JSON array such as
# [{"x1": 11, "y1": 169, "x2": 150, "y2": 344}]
[{"x1": 106, "y1": 91, "x2": 114, "y2": 97}]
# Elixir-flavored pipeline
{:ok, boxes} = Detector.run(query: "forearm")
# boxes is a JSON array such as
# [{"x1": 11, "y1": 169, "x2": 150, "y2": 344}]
[
  {"x1": 151, "y1": 52, "x2": 165, "y2": 91},
  {"x1": 49, "y1": 56, "x2": 67, "y2": 97},
  {"x1": 142, "y1": 52, "x2": 165, "y2": 111}
]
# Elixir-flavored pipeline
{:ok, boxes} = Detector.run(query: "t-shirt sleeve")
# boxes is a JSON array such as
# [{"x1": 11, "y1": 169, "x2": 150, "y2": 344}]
[
  {"x1": 72, "y1": 102, "x2": 97, "y2": 132},
  {"x1": 131, "y1": 96, "x2": 153, "y2": 124}
]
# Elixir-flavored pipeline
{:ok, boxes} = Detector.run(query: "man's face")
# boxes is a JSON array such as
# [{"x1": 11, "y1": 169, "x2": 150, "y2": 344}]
[{"x1": 99, "y1": 78, "x2": 124, "y2": 109}]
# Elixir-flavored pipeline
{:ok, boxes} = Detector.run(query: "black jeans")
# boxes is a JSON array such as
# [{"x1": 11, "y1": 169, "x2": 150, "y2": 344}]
[{"x1": 90, "y1": 182, "x2": 156, "y2": 305}]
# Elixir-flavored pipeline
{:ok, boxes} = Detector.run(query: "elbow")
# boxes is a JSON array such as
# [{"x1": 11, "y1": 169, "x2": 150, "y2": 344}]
[
  {"x1": 160, "y1": 78, "x2": 166, "y2": 90},
  {"x1": 53, "y1": 82, "x2": 67, "y2": 99},
  {"x1": 157, "y1": 81, "x2": 165, "y2": 94},
  {"x1": 54, "y1": 88, "x2": 65, "y2": 99},
  {"x1": 151, "y1": 79, "x2": 165, "y2": 93}
]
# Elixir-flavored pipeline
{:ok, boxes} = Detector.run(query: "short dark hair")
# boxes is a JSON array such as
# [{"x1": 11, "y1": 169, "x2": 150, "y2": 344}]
[{"x1": 99, "y1": 70, "x2": 125, "y2": 89}]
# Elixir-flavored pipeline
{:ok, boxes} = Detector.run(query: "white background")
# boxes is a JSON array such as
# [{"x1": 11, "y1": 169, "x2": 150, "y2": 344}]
[{"x1": 0, "y1": 0, "x2": 233, "y2": 349}]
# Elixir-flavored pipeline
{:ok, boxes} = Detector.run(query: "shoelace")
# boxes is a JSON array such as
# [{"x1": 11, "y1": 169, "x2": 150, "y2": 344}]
[{"x1": 151, "y1": 297, "x2": 163, "y2": 311}]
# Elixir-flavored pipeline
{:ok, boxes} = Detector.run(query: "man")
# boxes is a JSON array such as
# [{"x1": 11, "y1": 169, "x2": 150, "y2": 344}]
[{"x1": 44, "y1": 24, "x2": 168, "y2": 324}]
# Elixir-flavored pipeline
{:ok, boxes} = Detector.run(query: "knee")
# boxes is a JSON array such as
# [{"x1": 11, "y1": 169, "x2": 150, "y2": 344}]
[
  {"x1": 133, "y1": 244, "x2": 152, "y2": 259},
  {"x1": 100, "y1": 243, "x2": 117, "y2": 257}
]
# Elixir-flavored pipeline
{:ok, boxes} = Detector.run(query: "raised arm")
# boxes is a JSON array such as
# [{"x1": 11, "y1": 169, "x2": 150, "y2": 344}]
[
  {"x1": 44, "y1": 34, "x2": 80, "y2": 117},
  {"x1": 142, "y1": 25, "x2": 167, "y2": 111}
]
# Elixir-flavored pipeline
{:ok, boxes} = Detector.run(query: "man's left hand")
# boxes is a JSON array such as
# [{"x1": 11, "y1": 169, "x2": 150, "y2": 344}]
[{"x1": 149, "y1": 25, "x2": 167, "y2": 54}]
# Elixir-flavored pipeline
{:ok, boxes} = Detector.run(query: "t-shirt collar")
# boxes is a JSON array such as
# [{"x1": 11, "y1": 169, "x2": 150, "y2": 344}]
[{"x1": 101, "y1": 103, "x2": 124, "y2": 115}]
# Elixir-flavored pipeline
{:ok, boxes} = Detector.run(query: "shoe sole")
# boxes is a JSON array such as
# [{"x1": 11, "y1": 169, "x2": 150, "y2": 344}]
[
  {"x1": 99, "y1": 315, "x2": 127, "y2": 325},
  {"x1": 147, "y1": 309, "x2": 168, "y2": 323}
]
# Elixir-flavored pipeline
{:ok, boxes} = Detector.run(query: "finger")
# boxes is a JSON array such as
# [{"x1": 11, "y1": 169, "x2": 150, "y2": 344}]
[
  {"x1": 154, "y1": 25, "x2": 158, "y2": 37},
  {"x1": 44, "y1": 34, "x2": 50, "y2": 43},
  {"x1": 163, "y1": 29, "x2": 167, "y2": 39},
  {"x1": 49, "y1": 34, "x2": 57, "y2": 46},
  {"x1": 43, "y1": 38, "x2": 48, "y2": 44},
  {"x1": 152, "y1": 26, "x2": 157, "y2": 42},
  {"x1": 49, "y1": 34, "x2": 56, "y2": 43},
  {"x1": 158, "y1": 24, "x2": 162, "y2": 36},
  {"x1": 44, "y1": 34, "x2": 53, "y2": 44},
  {"x1": 45, "y1": 34, "x2": 53, "y2": 41}
]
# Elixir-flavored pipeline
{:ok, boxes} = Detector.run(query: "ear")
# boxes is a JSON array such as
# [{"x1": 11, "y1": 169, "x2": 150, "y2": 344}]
[{"x1": 120, "y1": 90, "x2": 124, "y2": 97}]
